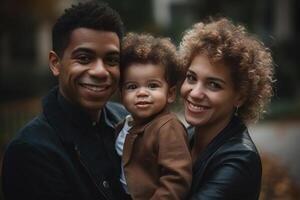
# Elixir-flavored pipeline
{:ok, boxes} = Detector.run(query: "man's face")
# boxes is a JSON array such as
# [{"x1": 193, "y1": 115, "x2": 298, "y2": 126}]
[{"x1": 49, "y1": 28, "x2": 120, "y2": 120}]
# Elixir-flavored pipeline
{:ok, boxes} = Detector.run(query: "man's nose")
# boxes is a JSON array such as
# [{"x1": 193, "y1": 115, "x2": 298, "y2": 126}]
[{"x1": 88, "y1": 59, "x2": 109, "y2": 78}]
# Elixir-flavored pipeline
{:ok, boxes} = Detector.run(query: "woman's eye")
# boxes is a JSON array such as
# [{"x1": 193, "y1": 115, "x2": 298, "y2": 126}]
[
  {"x1": 208, "y1": 82, "x2": 222, "y2": 90},
  {"x1": 186, "y1": 73, "x2": 196, "y2": 82},
  {"x1": 148, "y1": 83, "x2": 160, "y2": 89}
]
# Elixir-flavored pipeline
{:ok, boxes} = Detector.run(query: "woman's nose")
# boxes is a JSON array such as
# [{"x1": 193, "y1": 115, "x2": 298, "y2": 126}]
[{"x1": 189, "y1": 84, "x2": 206, "y2": 100}]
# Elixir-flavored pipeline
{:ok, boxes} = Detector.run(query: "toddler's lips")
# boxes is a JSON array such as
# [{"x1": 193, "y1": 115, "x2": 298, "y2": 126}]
[{"x1": 135, "y1": 101, "x2": 152, "y2": 108}]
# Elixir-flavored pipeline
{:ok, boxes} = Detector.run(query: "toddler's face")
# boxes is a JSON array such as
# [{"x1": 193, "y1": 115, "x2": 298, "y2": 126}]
[{"x1": 121, "y1": 63, "x2": 175, "y2": 124}]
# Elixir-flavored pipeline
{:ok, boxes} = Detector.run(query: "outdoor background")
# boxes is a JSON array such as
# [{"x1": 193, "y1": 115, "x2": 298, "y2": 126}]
[{"x1": 0, "y1": 0, "x2": 300, "y2": 199}]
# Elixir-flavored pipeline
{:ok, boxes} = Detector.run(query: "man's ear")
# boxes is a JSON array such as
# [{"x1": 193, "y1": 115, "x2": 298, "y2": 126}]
[
  {"x1": 167, "y1": 86, "x2": 177, "y2": 103},
  {"x1": 49, "y1": 51, "x2": 61, "y2": 76}
]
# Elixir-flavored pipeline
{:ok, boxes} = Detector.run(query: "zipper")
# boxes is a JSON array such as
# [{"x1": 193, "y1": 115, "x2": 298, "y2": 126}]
[{"x1": 74, "y1": 145, "x2": 112, "y2": 200}]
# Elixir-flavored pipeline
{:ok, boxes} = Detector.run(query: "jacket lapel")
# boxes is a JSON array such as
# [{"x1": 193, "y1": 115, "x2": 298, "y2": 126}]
[
  {"x1": 42, "y1": 87, "x2": 77, "y2": 149},
  {"x1": 191, "y1": 117, "x2": 246, "y2": 190},
  {"x1": 122, "y1": 124, "x2": 146, "y2": 167},
  {"x1": 122, "y1": 133, "x2": 139, "y2": 167},
  {"x1": 120, "y1": 108, "x2": 170, "y2": 167},
  {"x1": 42, "y1": 88, "x2": 112, "y2": 199}
]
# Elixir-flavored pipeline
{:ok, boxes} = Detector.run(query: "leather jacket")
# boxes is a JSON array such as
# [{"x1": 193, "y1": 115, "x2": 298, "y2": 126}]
[{"x1": 188, "y1": 116, "x2": 262, "y2": 200}]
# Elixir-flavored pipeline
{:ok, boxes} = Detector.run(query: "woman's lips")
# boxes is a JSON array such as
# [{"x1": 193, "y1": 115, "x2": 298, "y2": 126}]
[{"x1": 186, "y1": 99, "x2": 210, "y2": 113}]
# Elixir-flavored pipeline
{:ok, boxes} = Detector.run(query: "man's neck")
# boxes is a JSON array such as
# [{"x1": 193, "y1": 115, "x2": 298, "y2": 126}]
[{"x1": 87, "y1": 110, "x2": 102, "y2": 123}]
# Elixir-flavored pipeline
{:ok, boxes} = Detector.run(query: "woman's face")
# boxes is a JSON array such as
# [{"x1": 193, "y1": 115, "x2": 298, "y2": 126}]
[{"x1": 180, "y1": 54, "x2": 243, "y2": 129}]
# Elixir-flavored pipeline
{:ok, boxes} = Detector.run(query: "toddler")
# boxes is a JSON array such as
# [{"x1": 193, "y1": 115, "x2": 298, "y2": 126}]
[{"x1": 115, "y1": 33, "x2": 192, "y2": 200}]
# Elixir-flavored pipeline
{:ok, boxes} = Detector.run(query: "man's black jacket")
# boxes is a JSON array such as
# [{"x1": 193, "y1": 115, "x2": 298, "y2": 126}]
[{"x1": 2, "y1": 87, "x2": 128, "y2": 200}]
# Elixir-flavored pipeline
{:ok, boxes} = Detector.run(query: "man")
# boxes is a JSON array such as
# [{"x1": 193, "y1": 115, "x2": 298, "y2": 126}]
[{"x1": 2, "y1": 1, "x2": 128, "y2": 199}]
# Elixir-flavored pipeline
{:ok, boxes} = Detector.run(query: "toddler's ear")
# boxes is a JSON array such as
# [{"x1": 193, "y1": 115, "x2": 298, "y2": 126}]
[{"x1": 167, "y1": 86, "x2": 177, "y2": 103}]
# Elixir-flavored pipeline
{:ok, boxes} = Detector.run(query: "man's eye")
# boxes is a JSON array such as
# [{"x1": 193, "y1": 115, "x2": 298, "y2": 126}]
[
  {"x1": 77, "y1": 55, "x2": 92, "y2": 64},
  {"x1": 148, "y1": 83, "x2": 160, "y2": 89},
  {"x1": 105, "y1": 55, "x2": 120, "y2": 66}
]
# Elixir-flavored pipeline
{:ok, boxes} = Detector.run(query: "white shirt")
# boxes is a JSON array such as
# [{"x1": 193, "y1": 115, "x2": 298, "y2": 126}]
[{"x1": 115, "y1": 115, "x2": 133, "y2": 193}]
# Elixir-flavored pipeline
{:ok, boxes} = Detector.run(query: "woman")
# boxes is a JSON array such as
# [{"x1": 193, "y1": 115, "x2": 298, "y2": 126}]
[{"x1": 179, "y1": 18, "x2": 274, "y2": 200}]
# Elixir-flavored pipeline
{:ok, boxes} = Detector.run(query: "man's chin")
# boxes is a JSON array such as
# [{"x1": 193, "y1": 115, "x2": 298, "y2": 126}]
[{"x1": 82, "y1": 101, "x2": 107, "y2": 110}]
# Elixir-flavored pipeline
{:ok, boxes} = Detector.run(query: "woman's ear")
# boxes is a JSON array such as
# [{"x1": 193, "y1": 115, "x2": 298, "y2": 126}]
[
  {"x1": 167, "y1": 86, "x2": 177, "y2": 103},
  {"x1": 234, "y1": 92, "x2": 246, "y2": 108},
  {"x1": 49, "y1": 51, "x2": 61, "y2": 76}
]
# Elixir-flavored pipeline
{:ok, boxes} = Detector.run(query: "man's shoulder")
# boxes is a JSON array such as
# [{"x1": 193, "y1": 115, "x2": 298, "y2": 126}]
[{"x1": 8, "y1": 113, "x2": 60, "y2": 150}]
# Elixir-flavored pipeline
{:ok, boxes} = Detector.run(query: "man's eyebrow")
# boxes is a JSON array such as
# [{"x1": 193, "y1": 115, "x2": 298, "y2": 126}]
[
  {"x1": 106, "y1": 50, "x2": 120, "y2": 56},
  {"x1": 71, "y1": 47, "x2": 95, "y2": 55}
]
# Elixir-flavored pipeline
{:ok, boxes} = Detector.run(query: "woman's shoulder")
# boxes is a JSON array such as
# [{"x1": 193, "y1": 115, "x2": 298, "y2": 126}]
[
  {"x1": 191, "y1": 129, "x2": 262, "y2": 200},
  {"x1": 212, "y1": 129, "x2": 262, "y2": 169},
  {"x1": 219, "y1": 129, "x2": 259, "y2": 155}
]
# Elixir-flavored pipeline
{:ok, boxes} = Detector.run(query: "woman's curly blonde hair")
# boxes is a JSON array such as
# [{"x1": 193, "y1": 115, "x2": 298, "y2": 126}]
[
  {"x1": 179, "y1": 18, "x2": 275, "y2": 123},
  {"x1": 120, "y1": 32, "x2": 180, "y2": 87}
]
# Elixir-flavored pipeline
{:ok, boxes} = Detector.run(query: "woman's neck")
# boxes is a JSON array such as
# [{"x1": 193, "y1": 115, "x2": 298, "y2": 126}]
[{"x1": 192, "y1": 115, "x2": 233, "y2": 157}]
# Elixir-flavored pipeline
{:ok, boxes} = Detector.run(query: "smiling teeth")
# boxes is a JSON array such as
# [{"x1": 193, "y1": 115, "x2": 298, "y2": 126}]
[
  {"x1": 82, "y1": 84, "x2": 106, "y2": 92},
  {"x1": 190, "y1": 103, "x2": 206, "y2": 110}
]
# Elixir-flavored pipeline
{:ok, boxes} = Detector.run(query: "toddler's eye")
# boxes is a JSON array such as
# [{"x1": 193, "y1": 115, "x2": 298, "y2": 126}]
[
  {"x1": 148, "y1": 83, "x2": 160, "y2": 89},
  {"x1": 125, "y1": 83, "x2": 137, "y2": 90}
]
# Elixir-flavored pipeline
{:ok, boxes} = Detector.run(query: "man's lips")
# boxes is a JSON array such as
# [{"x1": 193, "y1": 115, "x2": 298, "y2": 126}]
[{"x1": 79, "y1": 83, "x2": 110, "y2": 92}]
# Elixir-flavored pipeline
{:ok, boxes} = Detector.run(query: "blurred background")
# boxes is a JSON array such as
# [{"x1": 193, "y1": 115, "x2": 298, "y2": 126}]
[{"x1": 0, "y1": 0, "x2": 299, "y2": 199}]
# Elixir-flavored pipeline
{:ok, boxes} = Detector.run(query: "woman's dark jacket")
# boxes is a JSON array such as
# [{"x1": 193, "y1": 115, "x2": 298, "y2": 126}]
[
  {"x1": 2, "y1": 87, "x2": 128, "y2": 200},
  {"x1": 188, "y1": 116, "x2": 262, "y2": 200}
]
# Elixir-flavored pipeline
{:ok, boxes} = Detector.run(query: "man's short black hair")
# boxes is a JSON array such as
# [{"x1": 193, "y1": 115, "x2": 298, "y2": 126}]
[{"x1": 52, "y1": 1, "x2": 124, "y2": 57}]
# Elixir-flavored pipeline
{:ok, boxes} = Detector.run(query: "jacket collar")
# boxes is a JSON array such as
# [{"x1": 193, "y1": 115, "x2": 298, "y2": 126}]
[
  {"x1": 42, "y1": 87, "x2": 117, "y2": 145},
  {"x1": 191, "y1": 116, "x2": 246, "y2": 171},
  {"x1": 128, "y1": 108, "x2": 170, "y2": 135},
  {"x1": 117, "y1": 108, "x2": 170, "y2": 167}
]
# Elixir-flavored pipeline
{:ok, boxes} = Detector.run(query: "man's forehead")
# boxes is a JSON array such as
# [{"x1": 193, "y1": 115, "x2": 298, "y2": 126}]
[{"x1": 65, "y1": 28, "x2": 120, "y2": 54}]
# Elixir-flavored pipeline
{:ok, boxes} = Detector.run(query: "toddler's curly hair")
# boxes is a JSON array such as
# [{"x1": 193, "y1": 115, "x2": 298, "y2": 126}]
[{"x1": 120, "y1": 33, "x2": 180, "y2": 88}]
